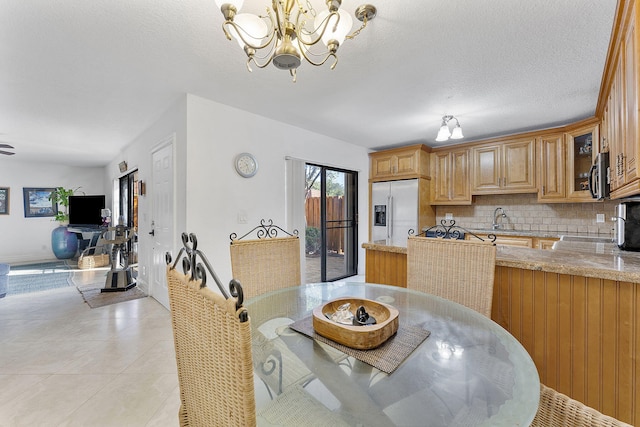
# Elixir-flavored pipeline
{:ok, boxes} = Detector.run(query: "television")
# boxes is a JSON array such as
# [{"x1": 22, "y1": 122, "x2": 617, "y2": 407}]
[{"x1": 68, "y1": 195, "x2": 106, "y2": 228}]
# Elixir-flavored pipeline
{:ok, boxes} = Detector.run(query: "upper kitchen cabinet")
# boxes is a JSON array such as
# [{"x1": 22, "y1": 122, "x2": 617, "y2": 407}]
[
  {"x1": 471, "y1": 138, "x2": 536, "y2": 194},
  {"x1": 599, "y1": 0, "x2": 640, "y2": 199},
  {"x1": 566, "y1": 123, "x2": 600, "y2": 201},
  {"x1": 537, "y1": 134, "x2": 566, "y2": 201},
  {"x1": 431, "y1": 148, "x2": 472, "y2": 205},
  {"x1": 537, "y1": 122, "x2": 601, "y2": 203},
  {"x1": 369, "y1": 144, "x2": 430, "y2": 182}
]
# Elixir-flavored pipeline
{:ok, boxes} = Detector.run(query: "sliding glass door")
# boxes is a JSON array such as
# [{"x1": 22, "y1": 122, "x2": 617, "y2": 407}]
[{"x1": 305, "y1": 164, "x2": 358, "y2": 282}]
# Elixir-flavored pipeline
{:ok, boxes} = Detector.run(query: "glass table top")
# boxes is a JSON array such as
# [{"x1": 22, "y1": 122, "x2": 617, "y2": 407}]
[{"x1": 247, "y1": 282, "x2": 540, "y2": 426}]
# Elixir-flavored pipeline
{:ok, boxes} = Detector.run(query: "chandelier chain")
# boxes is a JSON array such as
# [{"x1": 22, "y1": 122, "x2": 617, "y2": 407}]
[{"x1": 346, "y1": 15, "x2": 368, "y2": 40}]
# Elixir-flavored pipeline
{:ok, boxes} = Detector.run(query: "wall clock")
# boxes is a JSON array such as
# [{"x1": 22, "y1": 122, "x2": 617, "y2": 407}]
[{"x1": 234, "y1": 152, "x2": 258, "y2": 178}]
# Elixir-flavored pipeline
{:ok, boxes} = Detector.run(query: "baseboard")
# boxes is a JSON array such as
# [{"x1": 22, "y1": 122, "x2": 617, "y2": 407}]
[{"x1": 134, "y1": 278, "x2": 149, "y2": 294}]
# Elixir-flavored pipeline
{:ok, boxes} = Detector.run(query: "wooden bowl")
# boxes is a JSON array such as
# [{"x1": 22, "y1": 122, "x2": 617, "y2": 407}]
[{"x1": 312, "y1": 297, "x2": 399, "y2": 350}]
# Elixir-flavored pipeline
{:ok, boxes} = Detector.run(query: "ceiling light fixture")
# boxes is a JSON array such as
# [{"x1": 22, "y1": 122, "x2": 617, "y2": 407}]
[
  {"x1": 435, "y1": 115, "x2": 464, "y2": 142},
  {"x1": 213, "y1": 0, "x2": 377, "y2": 82}
]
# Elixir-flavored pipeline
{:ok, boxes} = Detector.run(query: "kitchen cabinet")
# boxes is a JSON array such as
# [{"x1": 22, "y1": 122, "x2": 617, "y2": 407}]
[
  {"x1": 608, "y1": 60, "x2": 625, "y2": 192},
  {"x1": 464, "y1": 233, "x2": 557, "y2": 249},
  {"x1": 566, "y1": 124, "x2": 599, "y2": 201},
  {"x1": 537, "y1": 122, "x2": 599, "y2": 203},
  {"x1": 431, "y1": 148, "x2": 472, "y2": 205},
  {"x1": 467, "y1": 234, "x2": 533, "y2": 247},
  {"x1": 623, "y1": 10, "x2": 638, "y2": 186},
  {"x1": 602, "y1": 1, "x2": 640, "y2": 199},
  {"x1": 534, "y1": 237, "x2": 559, "y2": 250},
  {"x1": 369, "y1": 144, "x2": 430, "y2": 182},
  {"x1": 471, "y1": 138, "x2": 536, "y2": 194},
  {"x1": 537, "y1": 134, "x2": 566, "y2": 201}
]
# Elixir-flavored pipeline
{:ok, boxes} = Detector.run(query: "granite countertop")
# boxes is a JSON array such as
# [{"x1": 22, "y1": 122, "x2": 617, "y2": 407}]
[
  {"x1": 495, "y1": 244, "x2": 640, "y2": 282},
  {"x1": 363, "y1": 238, "x2": 640, "y2": 283}
]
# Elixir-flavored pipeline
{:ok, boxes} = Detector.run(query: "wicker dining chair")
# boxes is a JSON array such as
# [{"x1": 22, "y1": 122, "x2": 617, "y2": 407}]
[
  {"x1": 531, "y1": 383, "x2": 633, "y2": 426},
  {"x1": 167, "y1": 232, "x2": 348, "y2": 427},
  {"x1": 230, "y1": 220, "x2": 301, "y2": 299},
  {"x1": 166, "y1": 264, "x2": 255, "y2": 426},
  {"x1": 406, "y1": 236, "x2": 497, "y2": 318}
]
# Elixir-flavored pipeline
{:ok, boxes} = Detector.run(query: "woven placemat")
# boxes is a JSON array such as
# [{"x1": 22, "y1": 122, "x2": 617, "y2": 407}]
[{"x1": 288, "y1": 316, "x2": 430, "y2": 374}]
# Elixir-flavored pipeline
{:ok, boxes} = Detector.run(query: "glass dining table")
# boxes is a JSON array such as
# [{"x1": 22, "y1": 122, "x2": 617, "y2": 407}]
[{"x1": 247, "y1": 282, "x2": 540, "y2": 426}]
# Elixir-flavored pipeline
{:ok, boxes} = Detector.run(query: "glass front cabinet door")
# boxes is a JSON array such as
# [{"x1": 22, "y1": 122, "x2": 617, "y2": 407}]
[{"x1": 566, "y1": 124, "x2": 599, "y2": 201}]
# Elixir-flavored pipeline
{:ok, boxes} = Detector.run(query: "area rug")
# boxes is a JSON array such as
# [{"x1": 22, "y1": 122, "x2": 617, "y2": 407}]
[
  {"x1": 5, "y1": 261, "x2": 74, "y2": 295},
  {"x1": 77, "y1": 284, "x2": 147, "y2": 308}
]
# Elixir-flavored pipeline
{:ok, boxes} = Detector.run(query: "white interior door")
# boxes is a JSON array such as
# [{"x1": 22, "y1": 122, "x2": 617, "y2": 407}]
[{"x1": 150, "y1": 141, "x2": 174, "y2": 309}]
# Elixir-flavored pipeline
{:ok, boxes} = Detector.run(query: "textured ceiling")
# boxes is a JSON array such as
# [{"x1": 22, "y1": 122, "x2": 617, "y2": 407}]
[{"x1": 0, "y1": 1, "x2": 618, "y2": 167}]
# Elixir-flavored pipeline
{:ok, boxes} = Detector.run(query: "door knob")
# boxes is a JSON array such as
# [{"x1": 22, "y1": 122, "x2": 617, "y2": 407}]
[{"x1": 149, "y1": 229, "x2": 155, "y2": 236}]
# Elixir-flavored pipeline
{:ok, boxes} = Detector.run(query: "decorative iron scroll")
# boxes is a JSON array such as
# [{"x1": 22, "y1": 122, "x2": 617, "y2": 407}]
[
  {"x1": 409, "y1": 219, "x2": 497, "y2": 244},
  {"x1": 230, "y1": 218, "x2": 299, "y2": 242},
  {"x1": 166, "y1": 232, "x2": 247, "y2": 321}
]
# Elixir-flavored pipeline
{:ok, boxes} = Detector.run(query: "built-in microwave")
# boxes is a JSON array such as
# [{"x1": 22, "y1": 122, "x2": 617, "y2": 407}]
[{"x1": 588, "y1": 152, "x2": 610, "y2": 200}]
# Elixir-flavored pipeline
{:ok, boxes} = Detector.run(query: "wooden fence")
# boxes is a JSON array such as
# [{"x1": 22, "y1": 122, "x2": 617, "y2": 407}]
[{"x1": 305, "y1": 196, "x2": 344, "y2": 254}]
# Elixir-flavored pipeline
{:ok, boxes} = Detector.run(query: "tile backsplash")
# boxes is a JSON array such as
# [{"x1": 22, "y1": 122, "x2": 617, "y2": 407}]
[{"x1": 434, "y1": 194, "x2": 618, "y2": 236}]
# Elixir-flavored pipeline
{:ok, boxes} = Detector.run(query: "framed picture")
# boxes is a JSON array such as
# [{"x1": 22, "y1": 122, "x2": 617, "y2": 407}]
[
  {"x1": 0, "y1": 187, "x2": 8, "y2": 215},
  {"x1": 23, "y1": 187, "x2": 58, "y2": 218}
]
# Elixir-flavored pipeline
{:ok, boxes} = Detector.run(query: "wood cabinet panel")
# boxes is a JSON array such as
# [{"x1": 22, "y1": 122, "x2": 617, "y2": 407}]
[
  {"x1": 369, "y1": 144, "x2": 430, "y2": 181},
  {"x1": 503, "y1": 139, "x2": 536, "y2": 190},
  {"x1": 493, "y1": 235, "x2": 533, "y2": 247},
  {"x1": 608, "y1": 2, "x2": 640, "y2": 198},
  {"x1": 534, "y1": 238, "x2": 559, "y2": 250},
  {"x1": 471, "y1": 139, "x2": 536, "y2": 194},
  {"x1": 624, "y1": 8, "x2": 638, "y2": 184},
  {"x1": 364, "y1": 249, "x2": 406, "y2": 287},
  {"x1": 471, "y1": 145, "x2": 501, "y2": 192},
  {"x1": 431, "y1": 148, "x2": 471, "y2": 205},
  {"x1": 537, "y1": 134, "x2": 566, "y2": 201},
  {"x1": 492, "y1": 266, "x2": 640, "y2": 426}
]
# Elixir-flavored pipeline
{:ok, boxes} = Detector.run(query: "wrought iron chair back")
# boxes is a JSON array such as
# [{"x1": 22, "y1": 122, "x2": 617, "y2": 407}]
[
  {"x1": 410, "y1": 219, "x2": 497, "y2": 243},
  {"x1": 230, "y1": 219, "x2": 301, "y2": 299}
]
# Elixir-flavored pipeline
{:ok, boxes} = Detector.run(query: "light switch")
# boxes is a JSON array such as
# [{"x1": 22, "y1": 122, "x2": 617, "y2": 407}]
[
  {"x1": 596, "y1": 214, "x2": 605, "y2": 223},
  {"x1": 445, "y1": 213, "x2": 453, "y2": 220},
  {"x1": 237, "y1": 212, "x2": 247, "y2": 224}
]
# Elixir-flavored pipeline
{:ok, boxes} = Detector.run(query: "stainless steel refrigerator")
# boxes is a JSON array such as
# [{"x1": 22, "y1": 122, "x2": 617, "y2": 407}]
[{"x1": 371, "y1": 179, "x2": 419, "y2": 247}]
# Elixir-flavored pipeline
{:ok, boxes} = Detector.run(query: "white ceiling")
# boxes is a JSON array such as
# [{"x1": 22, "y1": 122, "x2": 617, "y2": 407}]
[{"x1": 0, "y1": 1, "x2": 617, "y2": 167}]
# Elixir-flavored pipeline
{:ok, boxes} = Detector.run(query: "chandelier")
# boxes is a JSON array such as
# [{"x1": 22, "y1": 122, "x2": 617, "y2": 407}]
[
  {"x1": 435, "y1": 115, "x2": 464, "y2": 142},
  {"x1": 213, "y1": 0, "x2": 377, "y2": 82}
]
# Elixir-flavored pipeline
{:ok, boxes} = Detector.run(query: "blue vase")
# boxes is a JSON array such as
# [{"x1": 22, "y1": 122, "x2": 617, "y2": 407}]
[{"x1": 51, "y1": 225, "x2": 78, "y2": 259}]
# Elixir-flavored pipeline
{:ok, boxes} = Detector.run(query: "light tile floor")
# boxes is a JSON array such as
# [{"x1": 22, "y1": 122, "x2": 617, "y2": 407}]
[
  {"x1": 0, "y1": 269, "x2": 180, "y2": 427},
  {"x1": 0, "y1": 267, "x2": 365, "y2": 427}
]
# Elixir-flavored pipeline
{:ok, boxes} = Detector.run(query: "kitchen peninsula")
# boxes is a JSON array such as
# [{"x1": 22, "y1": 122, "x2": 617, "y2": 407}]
[{"x1": 363, "y1": 237, "x2": 640, "y2": 425}]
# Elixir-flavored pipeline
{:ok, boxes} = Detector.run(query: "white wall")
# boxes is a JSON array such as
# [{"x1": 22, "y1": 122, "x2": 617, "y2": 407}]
[
  {"x1": 103, "y1": 93, "x2": 370, "y2": 305},
  {"x1": 184, "y1": 94, "x2": 370, "y2": 288},
  {"x1": 104, "y1": 95, "x2": 188, "y2": 293},
  {"x1": 0, "y1": 158, "x2": 105, "y2": 263}
]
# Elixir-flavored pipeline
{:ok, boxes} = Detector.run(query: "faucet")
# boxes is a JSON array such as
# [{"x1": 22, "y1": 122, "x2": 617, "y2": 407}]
[{"x1": 492, "y1": 207, "x2": 507, "y2": 230}]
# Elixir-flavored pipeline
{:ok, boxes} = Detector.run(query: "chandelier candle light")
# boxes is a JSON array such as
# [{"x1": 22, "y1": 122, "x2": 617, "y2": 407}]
[
  {"x1": 435, "y1": 115, "x2": 464, "y2": 142},
  {"x1": 214, "y1": 0, "x2": 377, "y2": 82}
]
